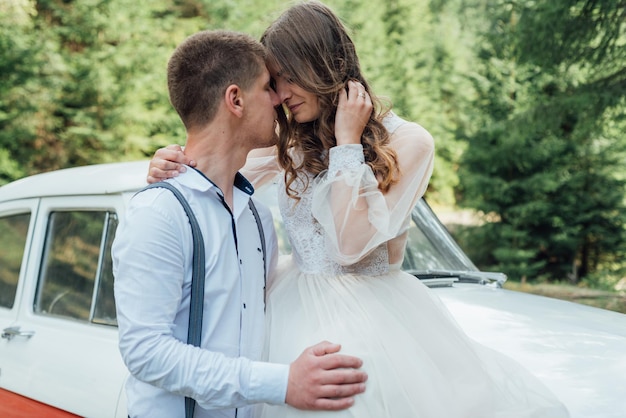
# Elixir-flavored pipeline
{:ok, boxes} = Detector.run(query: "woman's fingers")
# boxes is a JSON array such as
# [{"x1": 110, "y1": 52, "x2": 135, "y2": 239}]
[{"x1": 335, "y1": 80, "x2": 372, "y2": 145}]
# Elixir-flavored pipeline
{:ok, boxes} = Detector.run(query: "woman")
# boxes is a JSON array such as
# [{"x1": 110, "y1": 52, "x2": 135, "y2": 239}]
[{"x1": 149, "y1": 2, "x2": 569, "y2": 416}]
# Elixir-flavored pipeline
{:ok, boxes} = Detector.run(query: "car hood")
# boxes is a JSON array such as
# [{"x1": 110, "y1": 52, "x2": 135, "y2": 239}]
[{"x1": 433, "y1": 283, "x2": 626, "y2": 418}]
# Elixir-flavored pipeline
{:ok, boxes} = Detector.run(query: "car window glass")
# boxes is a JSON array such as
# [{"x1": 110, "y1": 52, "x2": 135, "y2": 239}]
[
  {"x1": 35, "y1": 211, "x2": 117, "y2": 324},
  {"x1": 92, "y1": 212, "x2": 118, "y2": 326},
  {"x1": 274, "y1": 218, "x2": 292, "y2": 255},
  {"x1": 402, "y1": 202, "x2": 475, "y2": 272},
  {"x1": 0, "y1": 213, "x2": 30, "y2": 309},
  {"x1": 402, "y1": 217, "x2": 446, "y2": 270}
]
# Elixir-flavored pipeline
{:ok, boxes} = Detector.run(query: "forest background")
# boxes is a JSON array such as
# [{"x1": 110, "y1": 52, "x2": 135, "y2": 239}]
[{"x1": 2, "y1": 0, "x2": 626, "y2": 299}]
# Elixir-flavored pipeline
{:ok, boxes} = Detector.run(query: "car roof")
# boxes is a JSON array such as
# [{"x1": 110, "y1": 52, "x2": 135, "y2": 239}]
[{"x1": 0, "y1": 160, "x2": 150, "y2": 202}]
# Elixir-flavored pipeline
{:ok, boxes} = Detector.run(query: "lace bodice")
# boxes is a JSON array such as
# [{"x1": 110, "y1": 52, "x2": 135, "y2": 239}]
[{"x1": 279, "y1": 173, "x2": 390, "y2": 276}]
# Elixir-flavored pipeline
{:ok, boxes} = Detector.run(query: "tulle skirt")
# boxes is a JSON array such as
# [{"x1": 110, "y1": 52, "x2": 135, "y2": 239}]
[{"x1": 257, "y1": 259, "x2": 569, "y2": 418}]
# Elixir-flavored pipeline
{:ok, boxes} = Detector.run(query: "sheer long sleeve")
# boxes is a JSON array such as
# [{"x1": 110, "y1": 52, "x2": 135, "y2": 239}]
[
  {"x1": 311, "y1": 120, "x2": 435, "y2": 266},
  {"x1": 242, "y1": 146, "x2": 281, "y2": 189}
]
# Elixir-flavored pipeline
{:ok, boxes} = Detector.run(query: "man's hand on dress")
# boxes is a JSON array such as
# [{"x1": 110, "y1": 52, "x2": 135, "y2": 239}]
[
  {"x1": 286, "y1": 341, "x2": 367, "y2": 411},
  {"x1": 147, "y1": 144, "x2": 196, "y2": 184}
]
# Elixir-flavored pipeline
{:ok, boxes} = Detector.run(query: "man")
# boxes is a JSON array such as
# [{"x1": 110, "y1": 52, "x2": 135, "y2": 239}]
[{"x1": 113, "y1": 30, "x2": 366, "y2": 418}]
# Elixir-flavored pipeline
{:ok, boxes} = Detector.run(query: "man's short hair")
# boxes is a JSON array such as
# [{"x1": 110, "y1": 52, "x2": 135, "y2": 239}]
[{"x1": 167, "y1": 30, "x2": 267, "y2": 130}]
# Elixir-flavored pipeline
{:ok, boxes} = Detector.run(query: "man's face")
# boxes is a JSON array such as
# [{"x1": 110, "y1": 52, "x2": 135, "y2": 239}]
[{"x1": 245, "y1": 67, "x2": 281, "y2": 149}]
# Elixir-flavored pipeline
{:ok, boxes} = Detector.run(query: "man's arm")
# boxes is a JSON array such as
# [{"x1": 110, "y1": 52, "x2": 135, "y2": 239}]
[
  {"x1": 113, "y1": 190, "x2": 287, "y2": 408},
  {"x1": 119, "y1": 184, "x2": 367, "y2": 411}
]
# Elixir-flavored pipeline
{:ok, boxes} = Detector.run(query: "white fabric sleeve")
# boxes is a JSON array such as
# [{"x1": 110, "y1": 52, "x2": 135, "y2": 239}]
[
  {"x1": 242, "y1": 146, "x2": 282, "y2": 189},
  {"x1": 248, "y1": 361, "x2": 289, "y2": 405},
  {"x1": 311, "y1": 121, "x2": 435, "y2": 265}
]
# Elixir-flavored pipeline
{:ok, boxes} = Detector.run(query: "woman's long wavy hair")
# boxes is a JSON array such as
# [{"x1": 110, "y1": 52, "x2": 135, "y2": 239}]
[{"x1": 261, "y1": 1, "x2": 399, "y2": 199}]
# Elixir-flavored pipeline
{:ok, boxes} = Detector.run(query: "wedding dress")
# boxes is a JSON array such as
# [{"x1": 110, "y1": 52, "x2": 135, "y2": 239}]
[{"x1": 247, "y1": 114, "x2": 569, "y2": 417}]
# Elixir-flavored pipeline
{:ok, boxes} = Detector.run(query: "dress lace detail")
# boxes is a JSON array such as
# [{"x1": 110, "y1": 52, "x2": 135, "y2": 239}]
[
  {"x1": 327, "y1": 144, "x2": 364, "y2": 178},
  {"x1": 279, "y1": 173, "x2": 389, "y2": 276}
]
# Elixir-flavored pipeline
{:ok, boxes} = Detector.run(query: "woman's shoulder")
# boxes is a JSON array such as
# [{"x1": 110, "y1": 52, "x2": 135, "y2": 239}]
[
  {"x1": 384, "y1": 112, "x2": 435, "y2": 167},
  {"x1": 383, "y1": 111, "x2": 434, "y2": 150},
  {"x1": 382, "y1": 110, "x2": 429, "y2": 135},
  {"x1": 382, "y1": 111, "x2": 406, "y2": 133}
]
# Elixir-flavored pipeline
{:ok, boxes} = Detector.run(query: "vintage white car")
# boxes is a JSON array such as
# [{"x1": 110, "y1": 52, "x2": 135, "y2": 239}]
[{"x1": 0, "y1": 161, "x2": 625, "y2": 417}]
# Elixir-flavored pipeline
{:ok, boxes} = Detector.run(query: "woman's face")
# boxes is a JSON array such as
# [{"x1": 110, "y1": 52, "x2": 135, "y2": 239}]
[{"x1": 269, "y1": 63, "x2": 321, "y2": 124}]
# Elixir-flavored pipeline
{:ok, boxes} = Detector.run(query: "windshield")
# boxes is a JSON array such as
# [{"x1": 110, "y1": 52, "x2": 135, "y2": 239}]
[{"x1": 402, "y1": 199, "x2": 478, "y2": 273}]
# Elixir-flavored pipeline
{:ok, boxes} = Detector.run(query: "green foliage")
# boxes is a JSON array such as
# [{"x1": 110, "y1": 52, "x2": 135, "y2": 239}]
[
  {"x1": 457, "y1": 0, "x2": 626, "y2": 283},
  {"x1": 1, "y1": 0, "x2": 471, "y2": 203},
  {"x1": 0, "y1": 0, "x2": 209, "y2": 181},
  {"x1": 2, "y1": 0, "x2": 625, "y2": 284},
  {"x1": 584, "y1": 264, "x2": 626, "y2": 292},
  {"x1": 0, "y1": 0, "x2": 40, "y2": 182}
]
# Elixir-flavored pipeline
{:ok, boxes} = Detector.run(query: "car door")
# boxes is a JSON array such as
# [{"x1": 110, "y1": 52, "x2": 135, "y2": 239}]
[
  {"x1": 0, "y1": 198, "x2": 39, "y2": 365},
  {"x1": 1, "y1": 195, "x2": 128, "y2": 418},
  {"x1": 0, "y1": 198, "x2": 67, "y2": 416}
]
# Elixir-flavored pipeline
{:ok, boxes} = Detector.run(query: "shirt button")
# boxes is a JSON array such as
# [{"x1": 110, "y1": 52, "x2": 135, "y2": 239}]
[{"x1": 243, "y1": 303, "x2": 247, "y2": 309}]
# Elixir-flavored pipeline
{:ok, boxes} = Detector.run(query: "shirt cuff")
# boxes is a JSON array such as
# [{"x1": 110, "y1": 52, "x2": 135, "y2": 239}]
[
  {"x1": 248, "y1": 361, "x2": 289, "y2": 405},
  {"x1": 328, "y1": 144, "x2": 364, "y2": 178}
]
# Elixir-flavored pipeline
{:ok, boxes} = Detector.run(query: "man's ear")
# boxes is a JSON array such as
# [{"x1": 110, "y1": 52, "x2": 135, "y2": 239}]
[{"x1": 224, "y1": 84, "x2": 244, "y2": 118}]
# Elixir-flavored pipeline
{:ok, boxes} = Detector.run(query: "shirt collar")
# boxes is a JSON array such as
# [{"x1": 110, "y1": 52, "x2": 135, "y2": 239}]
[{"x1": 175, "y1": 165, "x2": 255, "y2": 196}]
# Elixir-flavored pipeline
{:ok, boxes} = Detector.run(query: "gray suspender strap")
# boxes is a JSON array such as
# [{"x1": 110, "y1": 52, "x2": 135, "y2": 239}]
[
  {"x1": 137, "y1": 182, "x2": 268, "y2": 418},
  {"x1": 140, "y1": 182, "x2": 204, "y2": 418}
]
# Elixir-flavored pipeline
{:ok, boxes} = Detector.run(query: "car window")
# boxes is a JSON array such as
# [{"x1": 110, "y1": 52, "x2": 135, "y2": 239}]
[
  {"x1": 402, "y1": 217, "x2": 448, "y2": 270},
  {"x1": 93, "y1": 213, "x2": 118, "y2": 326},
  {"x1": 34, "y1": 210, "x2": 118, "y2": 325},
  {"x1": 0, "y1": 213, "x2": 30, "y2": 309},
  {"x1": 402, "y1": 201, "x2": 478, "y2": 272}
]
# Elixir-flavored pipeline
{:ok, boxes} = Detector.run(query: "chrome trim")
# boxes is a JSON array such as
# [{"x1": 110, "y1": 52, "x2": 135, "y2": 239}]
[{"x1": 1, "y1": 326, "x2": 35, "y2": 341}]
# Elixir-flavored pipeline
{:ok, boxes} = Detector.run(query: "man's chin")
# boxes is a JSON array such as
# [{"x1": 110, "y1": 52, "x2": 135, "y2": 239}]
[
  {"x1": 254, "y1": 134, "x2": 278, "y2": 149},
  {"x1": 266, "y1": 132, "x2": 279, "y2": 147}
]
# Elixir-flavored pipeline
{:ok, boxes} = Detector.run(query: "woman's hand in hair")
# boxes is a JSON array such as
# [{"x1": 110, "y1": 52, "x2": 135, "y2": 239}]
[
  {"x1": 334, "y1": 80, "x2": 372, "y2": 146},
  {"x1": 147, "y1": 144, "x2": 196, "y2": 184}
]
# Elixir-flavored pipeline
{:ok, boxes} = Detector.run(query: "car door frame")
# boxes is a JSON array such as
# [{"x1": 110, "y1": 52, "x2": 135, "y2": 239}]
[
  {"x1": 0, "y1": 197, "x2": 39, "y2": 315},
  {"x1": 1, "y1": 194, "x2": 129, "y2": 418}
]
